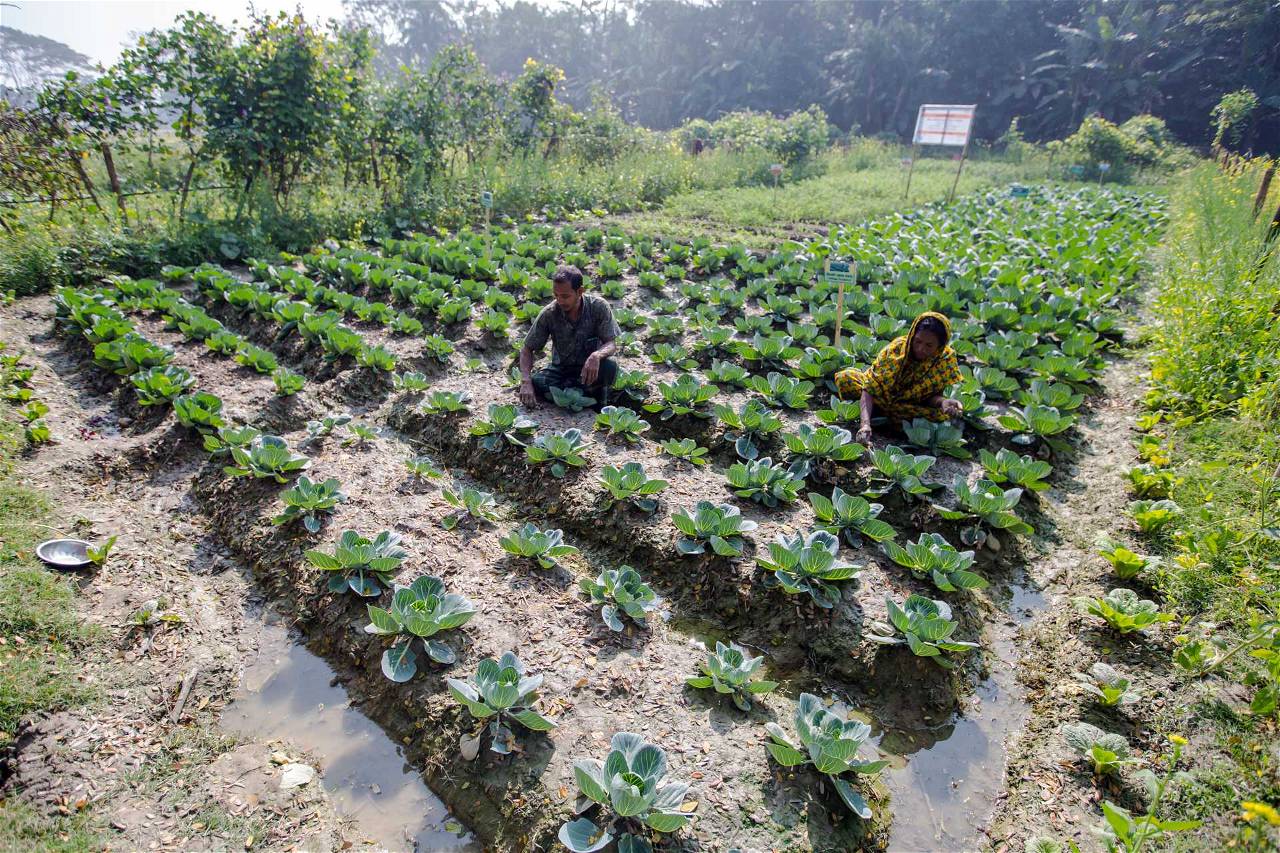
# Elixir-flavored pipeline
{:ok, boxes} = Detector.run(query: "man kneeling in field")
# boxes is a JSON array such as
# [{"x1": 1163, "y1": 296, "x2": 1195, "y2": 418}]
[{"x1": 517, "y1": 265, "x2": 619, "y2": 409}]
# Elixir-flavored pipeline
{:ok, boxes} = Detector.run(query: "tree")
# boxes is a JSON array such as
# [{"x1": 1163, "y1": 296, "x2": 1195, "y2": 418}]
[{"x1": 197, "y1": 12, "x2": 351, "y2": 205}]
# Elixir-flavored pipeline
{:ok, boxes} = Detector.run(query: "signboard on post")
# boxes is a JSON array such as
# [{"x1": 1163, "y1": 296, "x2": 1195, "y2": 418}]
[
  {"x1": 904, "y1": 103, "x2": 978, "y2": 204},
  {"x1": 824, "y1": 260, "x2": 857, "y2": 349},
  {"x1": 912, "y1": 104, "x2": 976, "y2": 147}
]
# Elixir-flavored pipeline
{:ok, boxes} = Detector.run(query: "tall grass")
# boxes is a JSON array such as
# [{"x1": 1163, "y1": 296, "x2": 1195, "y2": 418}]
[
  {"x1": 1150, "y1": 162, "x2": 1280, "y2": 417},
  {"x1": 1144, "y1": 161, "x2": 1280, "y2": 615}
]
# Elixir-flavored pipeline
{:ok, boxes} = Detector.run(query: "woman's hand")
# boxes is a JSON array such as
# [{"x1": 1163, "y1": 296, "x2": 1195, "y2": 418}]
[
  {"x1": 856, "y1": 424, "x2": 873, "y2": 445},
  {"x1": 940, "y1": 397, "x2": 963, "y2": 417}
]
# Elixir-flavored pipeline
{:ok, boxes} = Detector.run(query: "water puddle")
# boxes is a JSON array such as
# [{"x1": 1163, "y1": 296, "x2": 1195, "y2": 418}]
[
  {"x1": 672, "y1": 575, "x2": 1044, "y2": 852},
  {"x1": 222, "y1": 620, "x2": 478, "y2": 852},
  {"x1": 880, "y1": 576, "x2": 1045, "y2": 852}
]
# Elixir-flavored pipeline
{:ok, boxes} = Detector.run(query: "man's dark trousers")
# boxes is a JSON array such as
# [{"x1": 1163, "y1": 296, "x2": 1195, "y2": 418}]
[{"x1": 531, "y1": 359, "x2": 618, "y2": 406}]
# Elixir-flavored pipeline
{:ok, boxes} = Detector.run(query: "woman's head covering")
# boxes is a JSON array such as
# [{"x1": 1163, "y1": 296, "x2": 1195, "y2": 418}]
[{"x1": 907, "y1": 311, "x2": 952, "y2": 352}]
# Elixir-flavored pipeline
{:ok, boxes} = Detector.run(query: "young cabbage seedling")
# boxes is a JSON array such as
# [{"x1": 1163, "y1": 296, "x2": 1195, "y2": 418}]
[{"x1": 687, "y1": 641, "x2": 777, "y2": 711}]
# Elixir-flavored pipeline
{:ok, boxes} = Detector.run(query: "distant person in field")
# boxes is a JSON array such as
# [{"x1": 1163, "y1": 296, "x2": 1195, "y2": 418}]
[
  {"x1": 518, "y1": 265, "x2": 620, "y2": 410},
  {"x1": 834, "y1": 311, "x2": 963, "y2": 444}
]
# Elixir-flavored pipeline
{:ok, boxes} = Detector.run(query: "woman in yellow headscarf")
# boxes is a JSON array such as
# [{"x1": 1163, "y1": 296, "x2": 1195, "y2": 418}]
[{"x1": 834, "y1": 311, "x2": 963, "y2": 444}]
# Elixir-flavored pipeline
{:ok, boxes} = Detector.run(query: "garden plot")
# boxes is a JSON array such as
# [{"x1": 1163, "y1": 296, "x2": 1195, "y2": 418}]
[{"x1": 42, "y1": 184, "x2": 1164, "y2": 851}]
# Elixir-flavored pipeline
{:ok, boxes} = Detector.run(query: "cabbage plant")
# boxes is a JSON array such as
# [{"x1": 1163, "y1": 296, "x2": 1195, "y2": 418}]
[
  {"x1": 867, "y1": 594, "x2": 978, "y2": 668},
  {"x1": 442, "y1": 486, "x2": 499, "y2": 528},
  {"x1": 366, "y1": 575, "x2": 477, "y2": 678},
  {"x1": 659, "y1": 438, "x2": 709, "y2": 466},
  {"x1": 758, "y1": 530, "x2": 861, "y2": 608},
  {"x1": 737, "y1": 333, "x2": 802, "y2": 371},
  {"x1": 998, "y1": 403, "x2": 1074, "y2": 452},
  {"x1": 273, "y1": 368, "x2": 305, "y2": 396},
  {"x1": 449, "y1": 651, "x2": 556, "y2": 755},
  {"x1": 223, "y1": 434, "x2": 309, "y2": 483},
  {"x1": 783, "y1": 424, "x2": 865, "y2": 477},
  {"x1": 1129, "y1": 499, "x2": 1182, "y2": 535},
  {"x1": 131, "y1": 365, "x2": 196, "y2": 406},
  {"x1": 714, "y1": 399, "x2": 783, "y2": 460},
  {"x1": 526, "y1": 428, "x2": 589, "y2": 478},
  {"x1": 725, "y1": 457, "x2": 806, "y2": 507},
  {"x1": 933, "y1": 477, "x2": 1034, "y2": 544},
  {"x1": 687, "y1": 641, "x2": 777, "y2": 711},
  {"x1": 881, "y1": 532, "x2": 987, "y2": 593},
  {"x1": 902, "y1": 417, "x2": 970, "y2": 459},
  {"x1": 865, "y1": 445, "x2": 936, "y2": 499},
  {"x1": 559, "y1": 732, "x2": 690, "y2": 853},
  {"x1": 808, "y1": 487, "x2": 895, "y2": 547},
  {"x1": 580, "y1": 567, "x2": 659, "y2": 631},
  {"x1": 421, "y1": 389, "x2": 472, "y2": 414},
  {"x1": 1074, "y1": 662, "x2": 1139, "y2": 707},
  {"x1": 306, "y1": 529, "x2": 407, "y2": 596},
  {"x1": 749, "y1": 371, "x2": 813, "y2": 410},
  {"x1": 272, "y1": 476, "x2": 347, "y2": 533},
  {"x1": 404, "y1": 455, "x2": 443, "y2": 481},
  {"x1": 550, "y1": 386, "x2": 595, "y2": 412},
  {"x1": 611, "y1": 368, "x2": 649, "y2": 403},
  {"x1": 174, "y1": 392, "x2": 225, "y2": 434},
  {"x1": 764, "y1": 692, "x2": 887, "y2": 818},
  {"x1": 1073, "y1": 588, "x2": 1171, "y2": 634},
  {"x1": 1020, "y1": 379, "x2": 1083, "y2": 411},
  {"x1": 202, "y1": 424, "x2": 260, "y2": 456},
  {"x1": 392, "y1": 370, "x2": 430, "y2": 392},
  {"x1": 980, "y1": 447, "x2": 1052, "y2": 493},
  {"x1": 599, "y1": 462, "x2": 668, "y2": 512},
  {"x1": 1125, "y1": 464, "x2": 1179, "y2": 499},
  {"x1": 1062, "y1": 722, "x2": 1136, "y2": 776},
  {"x1": 306, "y1": 413, "x2": 351, "y2": 441},
  {"x1": 673, "y1": 501, "x2": 757, "y2": 558},
  {"x1": 499, "y1": 522, "x2": 578, "y2": 568},
  {"x1": 594, "y1": 406, "x2": 650, "y2": 443},
  {"x1": 471, "y1": 403, "x2": 537, "y2": 450},
  {"x1": 1097, "y1": 538, "x2": 1156, "y2": 580},
  {"x1": 706, "y1": 359, "x2": 750, "y2": 388},
  {"x1": 649, "y1": 342, "x2": 696, "y2": 370},
  {"x1": 644, "y1": 374, "x2": 718, "y2": 420}
]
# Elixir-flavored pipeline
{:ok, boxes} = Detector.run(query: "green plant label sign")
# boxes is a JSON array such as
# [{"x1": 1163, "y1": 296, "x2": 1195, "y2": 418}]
[
  {"x1": 826, "y1": 261, "x2": 856, "y2": 287},
  {"x1": 481, "y1": 191, "x2": 494, "y2": 209}
]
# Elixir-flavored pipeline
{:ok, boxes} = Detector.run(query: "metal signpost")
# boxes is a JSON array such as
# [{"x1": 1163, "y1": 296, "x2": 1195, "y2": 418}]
[{"x1": 905, "y1": 104, "x2": 977, "y2": 203}]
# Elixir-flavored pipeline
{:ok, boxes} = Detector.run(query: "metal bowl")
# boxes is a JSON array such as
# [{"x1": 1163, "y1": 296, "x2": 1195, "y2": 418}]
[{"x1": 36, "y1": 538, "x2": 92, "y2": 569}]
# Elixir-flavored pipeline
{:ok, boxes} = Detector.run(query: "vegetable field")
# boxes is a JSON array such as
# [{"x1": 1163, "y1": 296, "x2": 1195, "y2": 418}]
[{"x1": 16, "y1": 179, "x2": 1247, "y2": 852}]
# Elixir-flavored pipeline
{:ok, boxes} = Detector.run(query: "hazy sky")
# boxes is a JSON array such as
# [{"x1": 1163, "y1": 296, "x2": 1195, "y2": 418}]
[{"x1": 0, "y1": 1, "x2": 351, "y2": 67}]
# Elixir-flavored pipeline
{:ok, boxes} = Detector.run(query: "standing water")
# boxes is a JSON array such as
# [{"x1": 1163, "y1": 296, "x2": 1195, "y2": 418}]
[
  {"x1": 222, "y1": 620, "x2": 478, "y2": 852},
  {"x1": 879, "y1": 576, "x2": 1045, "y2": 851}
]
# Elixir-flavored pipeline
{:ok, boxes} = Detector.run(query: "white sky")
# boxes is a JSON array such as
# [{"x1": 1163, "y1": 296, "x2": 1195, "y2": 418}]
[{"x1": 0, "y1": 0, "x2": 351, "y2": 67}]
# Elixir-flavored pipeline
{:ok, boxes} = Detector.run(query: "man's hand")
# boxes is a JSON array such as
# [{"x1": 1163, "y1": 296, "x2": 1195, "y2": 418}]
[
  {"x1": 580, "y1": 352, "x2": 601, "y2": 386},
  {"x1": 518, "y1": 379, "x2": 538, "y2": 408},
  {"x1": 940, "y1": 398, "x2": 963, "y2": 417},
  {"x1": 856, "y1": 424, "x2": 873, "y2": 445}
]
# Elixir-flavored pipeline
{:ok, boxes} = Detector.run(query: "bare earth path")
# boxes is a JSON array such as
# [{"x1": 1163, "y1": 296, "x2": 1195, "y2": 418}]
[{"x1": 1, "y1": 295, "x2": 350, "y2": 852}]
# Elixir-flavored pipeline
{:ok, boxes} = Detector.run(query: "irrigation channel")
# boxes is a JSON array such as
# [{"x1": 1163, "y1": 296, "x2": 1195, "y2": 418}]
[
  {"x1": 6, "y1": 186, "x2": 1160, "y2": 850},
  {"x1": 222, "y1": 617, "x2": 478, "y2": 850}
]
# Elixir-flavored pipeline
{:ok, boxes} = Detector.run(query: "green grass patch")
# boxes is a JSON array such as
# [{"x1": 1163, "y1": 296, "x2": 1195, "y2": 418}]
[
  {"x1": 0, "y1": 409, "x2": 106, "y2": 848},
  {"x1": 649, "y1": 151, "x2": 1055, "y2": 230}
]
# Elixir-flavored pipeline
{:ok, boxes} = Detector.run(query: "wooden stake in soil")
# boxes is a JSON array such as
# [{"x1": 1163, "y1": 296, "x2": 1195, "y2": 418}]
[
  {"x1": 1253, "y1": 165, "x2": 1275, "y2": 221},
  {"x1": 170, "y1": 667, "x2": 199, "y2": 723}
]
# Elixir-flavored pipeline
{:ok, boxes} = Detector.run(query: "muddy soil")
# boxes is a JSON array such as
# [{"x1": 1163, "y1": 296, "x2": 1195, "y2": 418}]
[
  {"x1": 0, "y1": 298, "x2": 350, "y2": 851},
  {"x1": 2, "y1": 267, "x2": 1186, "y2": 853}
]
